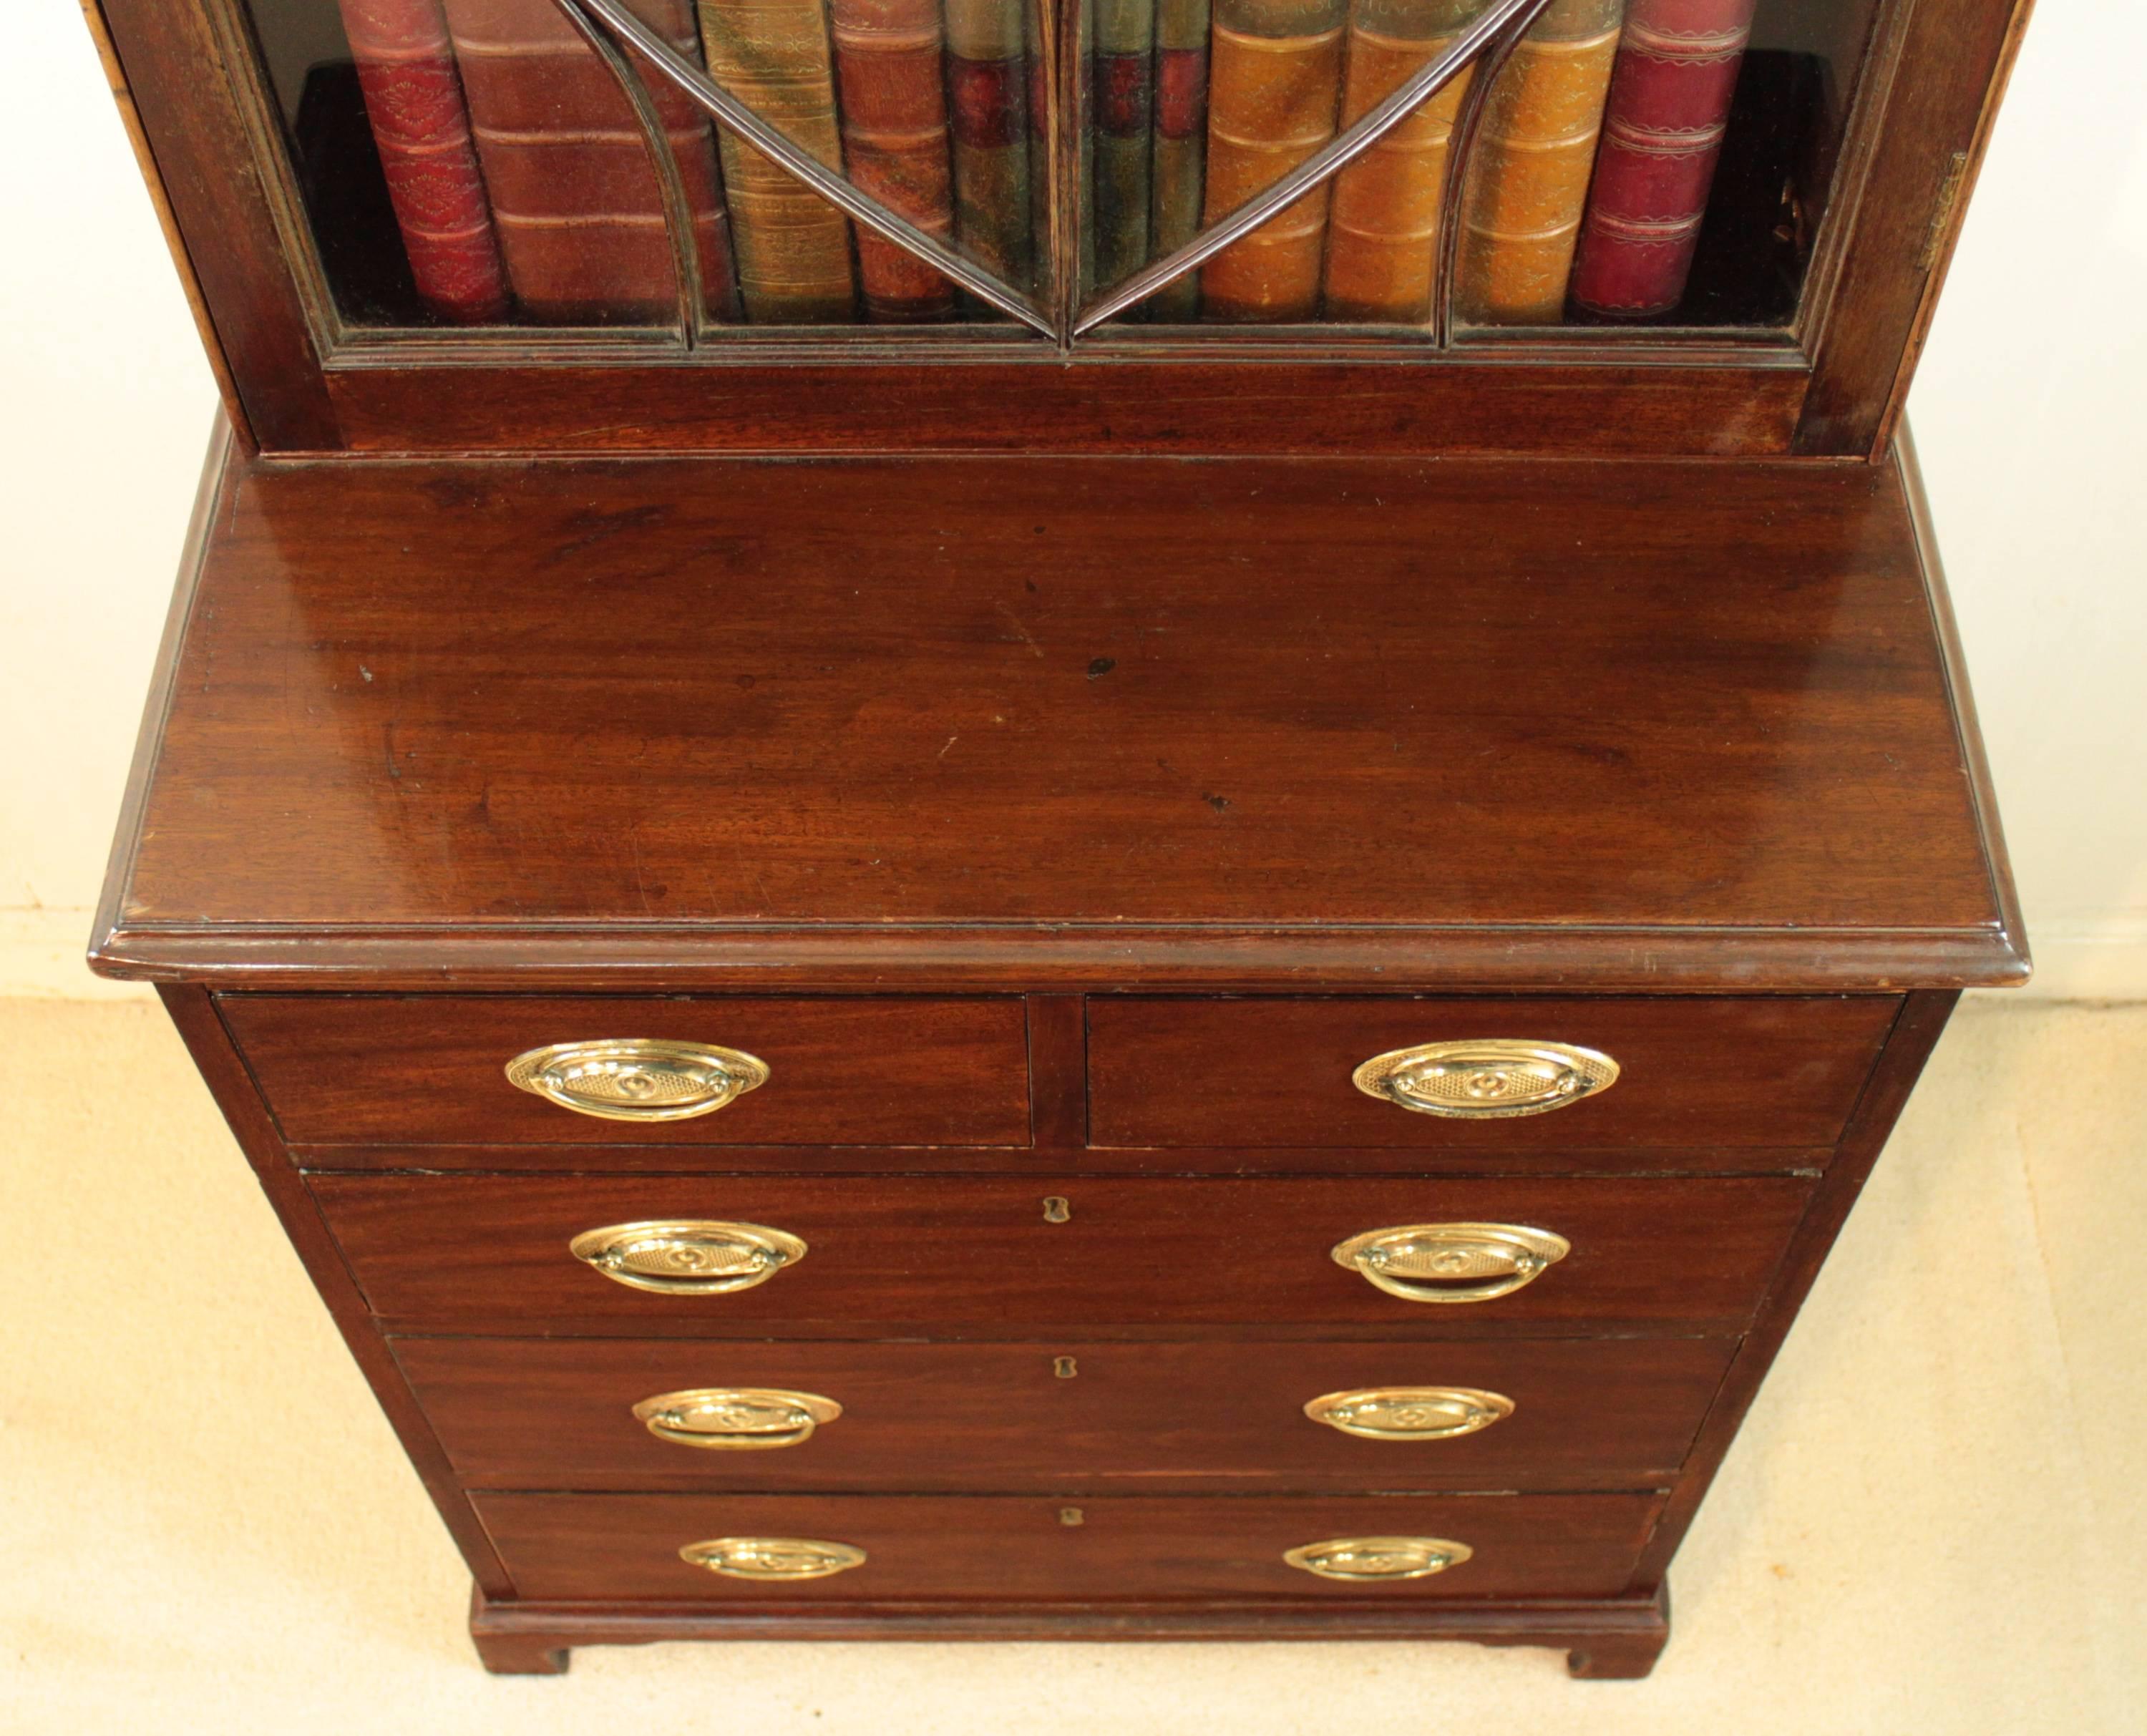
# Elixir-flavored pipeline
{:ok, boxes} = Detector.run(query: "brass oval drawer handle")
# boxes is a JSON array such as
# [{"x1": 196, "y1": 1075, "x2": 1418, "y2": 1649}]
[
  {"x1": 633, "y1": 1387, "x2": 842, "y2": 1450},
  {"x1": 1283, "y1": 1536, "x2": 1474, "y2": 1582},
  {"x1": 1304, "y1": 1386, "x2": 1515, "y2": 1441},
  {"x1": 678, "y1": 1536, "x2": 867, "y2": 1581},
  {"x1": 1331, "y1": 1221, "x2": 1569, "y2": 1305},
  {"x1": 506, "y1": 1038, "x2": 770, "y2": 1122},
  {"x1": 1353, "y1": 1039, "x2": 1617, "y2": 1119},
  {"x1": 569, "y1": 1219, "x2": 807, "y2": 1294}
]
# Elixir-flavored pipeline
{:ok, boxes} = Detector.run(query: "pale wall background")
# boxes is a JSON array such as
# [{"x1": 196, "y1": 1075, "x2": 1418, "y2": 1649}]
[{"x1": 3, "y1": 3, "x2": 2139, "y2": 999}]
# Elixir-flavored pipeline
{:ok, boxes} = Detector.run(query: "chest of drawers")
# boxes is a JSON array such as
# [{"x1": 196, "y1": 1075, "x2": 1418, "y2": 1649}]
[{"x1": 93, "y1": 436, "x2": 2021, "y2": 1677}]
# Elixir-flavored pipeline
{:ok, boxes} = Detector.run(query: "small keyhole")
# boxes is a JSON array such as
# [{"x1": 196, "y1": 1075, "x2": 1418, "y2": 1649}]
[
  {"x1": 1043, "y1": 1196, "x2": 1071, "y2": 1224},
  {"x1": 1059, "y1": 1507, "x2": 1084, "y2": 1527},
  {"x1": 1053, "y1": 1356, "x2": 1078, "y2": 1380}
]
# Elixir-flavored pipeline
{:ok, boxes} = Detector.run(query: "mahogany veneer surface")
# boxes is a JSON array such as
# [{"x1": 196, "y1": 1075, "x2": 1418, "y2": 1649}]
[
  {"x1": 471, "y1": 1491, "x2": 1668, "y2": 1602},
  {"x1": 1087, "y1": 995, "x2": 1898, "y2": 1149},
  {"x1": 310, "y1": 1172, "x2": 1813, "y2": 1335},
  {"x1": 223, "y1": 994, "x2": 1031, "y2": 1145},
  {"x1": 93, "y1": 447, "x2": 2019, "y2": 990},
  {"x1": 394, "y1": 1335, "x2": 1739, "y2": 1491}
]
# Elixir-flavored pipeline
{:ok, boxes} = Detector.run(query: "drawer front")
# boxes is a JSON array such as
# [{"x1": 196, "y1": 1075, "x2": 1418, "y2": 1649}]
[
  {"x1": 399, "y1": 1336, "x2": 1736, "y2": 1491},
  {"x1": 314, "y1": 1174, "x2": 1812, "y2": 1333},
  {"x1": 220, "y1": 995, "x2": 1031, "y2": 1146},
  {"x1": 474, "y1": 1491, "x2": 1665, "y2": 1602},
  {"x1": 1088, "y1": 995, "x2": 1899, "y2": 1149}
]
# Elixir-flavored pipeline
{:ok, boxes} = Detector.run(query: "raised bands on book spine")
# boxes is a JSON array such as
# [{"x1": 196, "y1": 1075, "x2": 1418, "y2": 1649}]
[
  {"x1": 336, "y1": 0, "x2": 510, "y2": 321},
  {"x1": 828, "y1": 0, "x2": 958, "y2": 320},
  {"x1": 1456, "y1": 0, "x2": 1623, "y2": 325},
  {"x1": 1148, "y1": 0, "x2": 1210, "y2": 318},
  {"x1": 697, "y1": 0, "x2": 859, "y2": 321},
  {"x1": 1320, "y1": 0, "x2": 1475, "y2": 323},
  {"x1": 1199, "y1": 0, "x2": 1348, "y2": 321},
  {"x1": 442, "y1": 0, "x2": 737, "y2": 324},
  {"x1": 945, "y1": 0, "x2": 1035, "y2": 294},
  {"x1": 1093, "y1": 0, "x2": 1158, "y2": 293},
  {"x1": 1567, "y1": 0, "x2": 1755, "y2": 316}
]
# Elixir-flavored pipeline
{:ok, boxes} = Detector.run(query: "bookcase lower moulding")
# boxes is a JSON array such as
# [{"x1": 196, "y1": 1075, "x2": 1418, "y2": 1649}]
[{"x1": 93, "y1": 427, "x2": 2022, "y2": 1676}]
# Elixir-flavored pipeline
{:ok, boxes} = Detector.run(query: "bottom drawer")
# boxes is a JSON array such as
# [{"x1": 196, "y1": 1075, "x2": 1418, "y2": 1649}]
[{"x1": 474, "y1": 1492, "x2": 1665, "y2": 1602}]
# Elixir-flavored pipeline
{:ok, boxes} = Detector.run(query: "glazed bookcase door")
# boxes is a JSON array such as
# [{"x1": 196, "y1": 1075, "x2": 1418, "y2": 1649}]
[
  {"x1": 235, "y1": 0, "x2": 1880, "y2": 342},
  {"x1": 243, "y1": 0, "x2": 1056, "y2": 336},
  {"x1": 91, "y1": 0, "x2": 2030, "y2": 449}
]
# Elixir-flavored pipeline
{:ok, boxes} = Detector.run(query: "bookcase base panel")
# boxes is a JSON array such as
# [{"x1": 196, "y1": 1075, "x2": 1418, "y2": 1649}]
[{"x1": 466, "y1": 1585, "x2": 1673, "y2": 1679}]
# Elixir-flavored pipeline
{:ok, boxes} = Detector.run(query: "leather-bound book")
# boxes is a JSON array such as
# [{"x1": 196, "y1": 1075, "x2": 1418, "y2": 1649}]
[
  {"x1": 945, "y1": 0, "x2": 1034, "y2": 290},
  {"x1": 1567, "y1": 0, "x2": 1756, "y2": 316},
  {"x1": 828, "y1": 0, "x2": 957, "y2": 320},
  {"x1": 697, "y1": 0, "x2": 858, "y2": 321},
  {"x1": 442, "y1": 0, "x2": 737, "y2": 323},
  {"x1": 1456, "y1": 0, "x2": 1623, "y2": 323},
  {"x1": 336, "y1": 0, "x2": 510, "y2": 322},
  {"x1": 1148, "y1": 0, "x2": 1209, "y2": 317},
  {"x1": 1093, "y1": 0, "x2": 1157, "y2": 290},
  {"x1": 1321, "y1": 0, "x2": 1474, "y2": 322},
  {"x1": 1199, "y1": 0, "x2": 1347, "y2": 320}
]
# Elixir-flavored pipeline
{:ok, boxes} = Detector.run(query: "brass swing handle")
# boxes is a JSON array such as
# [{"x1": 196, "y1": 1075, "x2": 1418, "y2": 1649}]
[
  {"x1": 633, "y1": 1387, "x2": 842, "y2": 1450},
  {"x1": 678, "y1": 1536, "x2": 867, "y2": 1581},
  {"x1": 569, "y1": 1219, "x2": 807, "y2": 1295},
  {"x1": 1331, "y1": 1221, "x2": 1570, "y2": 1305},
  {"x1": 506, "y1": 1038, "x2": 769, "y2": 1122},
  {"x1": 1283, "y1": 1536, "x2": 1475, "y2": 1581},
  {"x1": 1352, "y1": 1038, "x2": 1617, "y2": 1119}
]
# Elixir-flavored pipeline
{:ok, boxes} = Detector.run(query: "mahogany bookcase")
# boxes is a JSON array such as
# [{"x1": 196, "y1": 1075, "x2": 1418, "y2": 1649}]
[{"x1": 85, "y1": 0, "x2": 2030, "y2": 1677}]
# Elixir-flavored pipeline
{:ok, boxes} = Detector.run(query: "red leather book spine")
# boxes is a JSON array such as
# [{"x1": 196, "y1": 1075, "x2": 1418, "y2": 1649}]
[
  {"x1": 443, "y1": 0, "x2": 736, "y2": 325},
  {"x1": 828, "y1": 0, "x2": 958, "y2": 321},
  {"x1": 336, "y1": 0, "x2": 510, "y2": 322},
  {"x1": 1567, "y1": 0, "x2": 1756, "y2": 317}
]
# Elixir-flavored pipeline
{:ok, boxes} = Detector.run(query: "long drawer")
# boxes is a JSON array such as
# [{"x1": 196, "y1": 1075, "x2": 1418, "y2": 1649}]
[
  {"x1": 474, "y1": 1491, "x2": 1668, "y2": 1602},
  {"x1": 313, "y1": 1174, "x2": 1813, "y2": 1333},
  {"x1": 219, "y1": 994, "x2": 1032, "y2": 1146},
  {"x1": 398, "y1": 1336, "x2": 1738, "y2": 1491},
  {"x1": 1087, "y1": 995, "x2": 1898, "y2": 1149}
]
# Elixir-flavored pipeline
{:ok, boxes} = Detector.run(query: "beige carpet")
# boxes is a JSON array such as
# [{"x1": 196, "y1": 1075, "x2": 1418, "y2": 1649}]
[{"x1": 4, "y1": 996, "x2": 2141, "y2": 1732}]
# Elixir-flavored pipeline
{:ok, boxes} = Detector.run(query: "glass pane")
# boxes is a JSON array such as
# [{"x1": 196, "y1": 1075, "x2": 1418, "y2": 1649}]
[
  {"x1": 1118, "y1": 0, "x2": 1881, "y2": 331},
  {"x1": 1454, "y1": 0, "x2": 1885, "y2": 329},
  {"x1": 247, "y1": 0, "x2": 1050, "y2": 331}
]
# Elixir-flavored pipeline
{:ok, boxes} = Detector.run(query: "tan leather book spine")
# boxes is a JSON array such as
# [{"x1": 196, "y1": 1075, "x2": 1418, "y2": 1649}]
[
  {"x1": 1198, "y1": 0, "x2": 1346, "y2": 321},
  {"x1": 697, "y1": 0, "x2": 859, "y2": 321},
  {"x1": 829, "y1": 0, "x2": 958, "y2": 320},
  {"x1": 1320, "y1": 0, "x2": 1474, "y2": 323},
  {"x1": 1456, "y1": 0, "x2": 1623, "y2": 323},
  {"x1": 945, "y1": 0, "x2": 1034, "y2": 292},
  {"x1": 442, "y1": 0, "x2": 736, "y2": 324}
]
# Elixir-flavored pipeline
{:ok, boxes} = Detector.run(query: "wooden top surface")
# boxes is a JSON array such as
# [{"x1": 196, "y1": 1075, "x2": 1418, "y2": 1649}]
[{"x1": 92, "y1": 430, "x2": 2022, "y2": 988}]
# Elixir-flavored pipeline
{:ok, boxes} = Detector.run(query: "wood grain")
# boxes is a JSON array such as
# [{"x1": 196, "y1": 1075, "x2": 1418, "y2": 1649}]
[
  {"x1": 394, "y1": 1333, "x2": 1738, "y2": 1490},
  {"x1": 92, "y1": 447, "x2": 2018, "y2": 990},
  {"x1": 220, "y1": 993, "x2": 1030, "y2": 1146},
  {"x1": 464, "y1": 1581, "x2": 1671, "y2": 1673},
  {"x1": 470, "y1": 1489, "x2": 1667, "y2": 1601},
  {"x1": 308, "y1": 1171, "x2": 1813, "y2": 1334},
  {"x1": 1087, "y1": 995, "x2": 1897, "y2": 1149}
]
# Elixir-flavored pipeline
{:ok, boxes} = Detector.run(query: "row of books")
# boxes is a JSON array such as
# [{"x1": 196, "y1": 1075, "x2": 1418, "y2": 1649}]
[{"x1": 337, "y1": 0, "x2": 1758, "y2": 328}]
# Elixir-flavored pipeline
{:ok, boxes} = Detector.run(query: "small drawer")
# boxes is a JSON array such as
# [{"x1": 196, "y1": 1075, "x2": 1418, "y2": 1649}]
[
  {"x1": 218, "y1": 994, "x2": 1031, "y2": 1146},
  {"x1": 311, "y1": 1173, "x2": 1813, "y2": 1335},
  {"x1": 398, "y1": 1335, "x2": 1736, "y2": 1492},
  {"x1": 1086, "y1": 995, "x2": 1898, "y2": 1149},
  {"x1": 471, "y1": 1491, "x2": 1666, "y2": 1603}
]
